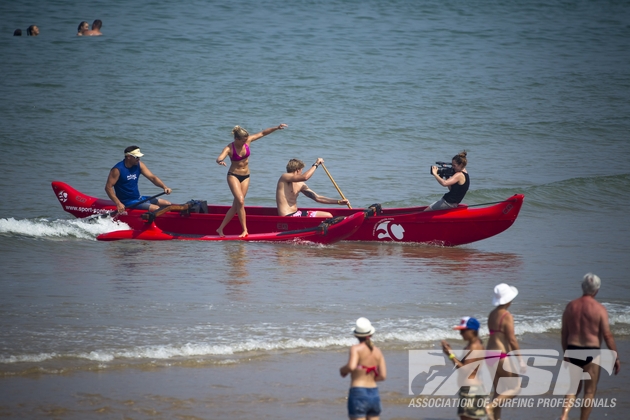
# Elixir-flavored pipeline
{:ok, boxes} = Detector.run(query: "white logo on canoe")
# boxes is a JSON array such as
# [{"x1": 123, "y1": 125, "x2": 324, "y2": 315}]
[
  {"x1": 57, "y1": 190, "x2": 68, "y2": 203},
  {"x1": 374, "y1": 219, "x2": 405, "y2": 241}
]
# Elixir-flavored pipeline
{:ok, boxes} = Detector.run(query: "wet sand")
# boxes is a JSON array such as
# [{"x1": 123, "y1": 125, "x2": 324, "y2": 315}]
[{"x1": 0, "y1": 334, "x2": 627, "y2": 419}]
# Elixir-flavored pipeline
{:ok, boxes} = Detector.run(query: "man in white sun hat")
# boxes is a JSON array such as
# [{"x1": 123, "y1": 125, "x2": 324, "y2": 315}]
[
  {"x1": 485, "y1": 283, "x2": 525, "y2": 420},
  {"x1": 340, "y1": 317, "x2": 387, "y2": 420},
  {"x1": 559, "y1": 273, "x2": 620, "y2": 420}
]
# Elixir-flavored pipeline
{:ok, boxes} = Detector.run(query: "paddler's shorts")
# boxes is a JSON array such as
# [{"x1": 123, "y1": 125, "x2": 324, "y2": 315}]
[
  {"x1": 428, "y1": 198, "x2": 458, "y2": 211},
  {"x1": 123, "y1": 196, "x2": 159, "y2": 210},
  {"x1": 286, "y1": 209, "x2": 318, "y2": 217}
]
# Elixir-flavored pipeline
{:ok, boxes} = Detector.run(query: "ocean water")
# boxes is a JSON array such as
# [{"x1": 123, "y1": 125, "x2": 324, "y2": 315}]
[{"x1": 1, "y1": 0, "x2": 630, "y2": 418}]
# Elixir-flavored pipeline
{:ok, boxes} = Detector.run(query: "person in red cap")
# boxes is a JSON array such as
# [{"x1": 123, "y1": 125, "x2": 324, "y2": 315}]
[{"x1": 442, "y1": 316, "x2": 487, "y2": 420}]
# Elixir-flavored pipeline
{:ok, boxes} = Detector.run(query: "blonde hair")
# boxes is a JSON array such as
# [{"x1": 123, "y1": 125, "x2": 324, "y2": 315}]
[
  {"x1": 452, "y1": 150, "x2": 468, "y2": 168},
  {"x1": 357, "y1": 336, "x2": 374, "y2": 351},
  {"x1": 232, "y1": 125, "x2": 249, "y2": 140},
  {"x1": 286, "y1": 159, "x2": 305, "y2": 173}
]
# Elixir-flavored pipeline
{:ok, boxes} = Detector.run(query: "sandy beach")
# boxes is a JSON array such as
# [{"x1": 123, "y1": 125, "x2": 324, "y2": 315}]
[{"x1": 1, "y1": 334, "x2": 626, "y2": 419}]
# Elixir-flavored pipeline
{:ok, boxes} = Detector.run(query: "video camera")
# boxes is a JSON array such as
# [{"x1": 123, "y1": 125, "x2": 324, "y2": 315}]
[{"x1": 431, "y1": 161, "x2": 455, "y2": 179}]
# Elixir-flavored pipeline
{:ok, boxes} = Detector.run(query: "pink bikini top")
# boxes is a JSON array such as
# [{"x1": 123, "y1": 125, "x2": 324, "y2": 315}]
[
  {"x1": 231, "y1": 142, "x2": 250, "y2": 161},
  {"x1": 489, "y1": 311, "x2": 509, "y2": 335}
]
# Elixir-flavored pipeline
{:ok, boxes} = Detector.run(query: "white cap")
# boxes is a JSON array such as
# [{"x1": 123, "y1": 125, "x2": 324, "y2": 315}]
[{"x1": 126, "y1": 148, "x2": 144, "y2": 158}]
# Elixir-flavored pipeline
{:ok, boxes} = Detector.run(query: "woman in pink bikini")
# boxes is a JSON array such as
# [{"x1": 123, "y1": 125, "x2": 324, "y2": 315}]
[
  {"x1": 485, "y1": 283, "x2": 526, "y2": 420},
  {"x1": 340, "y1": 317, "x2": 387, "y2": 420},
  {"x1": 215, "y1": 123, "x2": 287, "y2": 237}
]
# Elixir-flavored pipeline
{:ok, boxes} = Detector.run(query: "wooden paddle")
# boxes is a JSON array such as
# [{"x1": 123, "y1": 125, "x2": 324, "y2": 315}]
[
  {"x1": 320, "y1": 163, "x2": 352, "y2": 209},
  {"x1": 87, "y1": 191, "x2": 166, "y2": 221}
]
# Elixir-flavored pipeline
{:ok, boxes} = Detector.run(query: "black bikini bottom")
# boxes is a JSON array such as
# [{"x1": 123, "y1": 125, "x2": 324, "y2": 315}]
[{"x1": 228, "y1": 172, "x2": 250, "y2": 183}]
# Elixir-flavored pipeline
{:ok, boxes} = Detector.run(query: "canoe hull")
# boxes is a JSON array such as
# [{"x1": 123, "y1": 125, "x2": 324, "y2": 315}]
[
  {"x1": 52, "y1": 181, "x2": 523, "y2": 246},
  {"x1": 96, "y1": 211, "x2": 366, "y2": 244}
]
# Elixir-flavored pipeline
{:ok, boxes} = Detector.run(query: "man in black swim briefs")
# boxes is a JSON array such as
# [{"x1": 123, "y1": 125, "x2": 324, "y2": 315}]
[
  {"x1": 559, "y1": 273, "x2": 621, "y2": 420},
  {"x1": 565, "y1": 344, "x2": 598, "y2": 368}
]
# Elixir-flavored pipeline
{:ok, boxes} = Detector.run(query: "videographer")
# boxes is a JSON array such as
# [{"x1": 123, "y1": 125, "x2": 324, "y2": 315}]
[{"x1": 425, "y1": 151, "x2": 469, "y2": 211}]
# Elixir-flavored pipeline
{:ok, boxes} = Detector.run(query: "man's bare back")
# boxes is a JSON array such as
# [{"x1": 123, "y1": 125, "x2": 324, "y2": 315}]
[
  {"x1": 559, "y1": 274, "x2": 620, "y2": 420},
  {"x1": 276, "y1": 174, "x2": 306, "y2": 216},
  {"x1": 84, "y1": 20, "x2": 102, "y2": 36},
  {"x1": 562, "y1": 296, "x2": 608, "y2": 348}
]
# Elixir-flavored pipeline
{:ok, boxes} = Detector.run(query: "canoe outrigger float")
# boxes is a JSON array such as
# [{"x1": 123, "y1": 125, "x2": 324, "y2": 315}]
[
  {"x1": 96, "y1": 211, "x2": 367, "y2": 244},
  {"x1": 52, "y1": 181, "x2": 524, "y2": 246}
]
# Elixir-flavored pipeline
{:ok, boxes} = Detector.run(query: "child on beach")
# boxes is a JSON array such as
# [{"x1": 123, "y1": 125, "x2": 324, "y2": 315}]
[{"x1": 441, "y1": 316, "x2": 488, "y2": 420}]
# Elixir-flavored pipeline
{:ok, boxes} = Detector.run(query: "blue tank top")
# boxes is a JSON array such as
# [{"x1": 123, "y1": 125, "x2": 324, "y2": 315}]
[
  {"x1": 443, "y1": 172, "x2": 470, "y2": 204},
  {"x1": 113, "y1": 160, "x2": 141, "y2": 205}
]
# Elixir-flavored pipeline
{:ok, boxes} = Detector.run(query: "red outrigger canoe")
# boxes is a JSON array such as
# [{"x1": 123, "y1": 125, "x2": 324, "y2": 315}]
[{"x1": 52, "y1": 181, "x2": 524, "y2": 246}]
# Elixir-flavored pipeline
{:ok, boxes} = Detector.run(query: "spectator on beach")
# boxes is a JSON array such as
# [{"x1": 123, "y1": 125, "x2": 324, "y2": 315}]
[
  {"x1": 276, "y1": 158, "x2": 350, "y2": 217},
  {"x1": 425, "y1": 150, "x2": 470, "y2": 211},
  {"x1": 83, "y1": 19, "x2": 102, "y2": 36},
  {"x1": 485, "y1": 283, "x2": 526, "y2": 420},
  {"x1": 340, "y1": 317, "x2": 386, "y2": 420},
  {"x1": 215, "y1": 123, "x2": 287, "y2": 237},
  {"x1": 26, "y1": 25, "x2": 39, "y2": 36},
  {"x1": 105, "y1": 146, "x2": 172, "y2": 214},
  {"x1": 13, "y1": 29, "x2": 22, "y2": 36},
  {"x1": 77, "y1": 21, "x2": 89, "y2": 36},
  {"x1": 559, "y1": 273, "x2": 621, "y2": 420},
  {"x1": 441, "y1": 317, "x2": 488, "y2": 420}
]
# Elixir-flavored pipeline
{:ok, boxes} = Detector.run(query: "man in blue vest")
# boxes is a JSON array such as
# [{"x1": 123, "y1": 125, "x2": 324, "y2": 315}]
[{"x1": 105, "y1": 146, "x2": 172, "y2": 214}]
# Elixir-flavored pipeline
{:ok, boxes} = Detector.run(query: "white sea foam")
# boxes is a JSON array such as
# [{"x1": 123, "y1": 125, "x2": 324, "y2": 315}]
[
  {"x1": 604, "y1": 303, "x2": 630, "y2": 325},
  {"x1": 0, "y1": 353, "x2": 58, "y2": 364},
  {"x1": 2, "y1": 307, "x2": 628, "y2": 366},
  {"x1": 0, "y1": 217, "x2": 129, "y2": 240}
]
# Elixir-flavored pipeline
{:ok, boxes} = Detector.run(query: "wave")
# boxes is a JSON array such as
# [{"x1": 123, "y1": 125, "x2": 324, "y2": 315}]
[
  {"x1": 3, "y1": 304, "x2": 628, "y2": 373},
  {"x1": 0, "y1": 337, "x2": 359, "y2": 369},
  {"x1": 0, "y1": 217, "x2": 129, "y2": 240},
  {"x1": 459, "y1": 173, "x2": 630, "y2": 213}
]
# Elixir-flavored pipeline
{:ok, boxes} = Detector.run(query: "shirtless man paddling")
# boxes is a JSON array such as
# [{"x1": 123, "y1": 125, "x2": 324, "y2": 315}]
[{"x1": 276, "y1": 158, "x2": 349, "y2": 218}]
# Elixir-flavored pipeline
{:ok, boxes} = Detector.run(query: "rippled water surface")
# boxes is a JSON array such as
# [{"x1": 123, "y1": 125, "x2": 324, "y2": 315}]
[{"x1": 1, "y1": 0, "x2": 630, "y2": 418}]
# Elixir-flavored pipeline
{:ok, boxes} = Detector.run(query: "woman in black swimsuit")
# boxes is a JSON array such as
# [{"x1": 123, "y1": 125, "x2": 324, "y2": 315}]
[
  {"x1": 426, "y1": 151, "x2": 470, "y2": 211},
  {"x1": 215, "y1": 123, "x2": 287, "y2": 237}
]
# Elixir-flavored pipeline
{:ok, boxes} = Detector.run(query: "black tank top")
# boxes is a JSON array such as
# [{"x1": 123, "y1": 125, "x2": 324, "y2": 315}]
[{"x1": 443, "y1": 172, "x2": 470, "y2": 204}]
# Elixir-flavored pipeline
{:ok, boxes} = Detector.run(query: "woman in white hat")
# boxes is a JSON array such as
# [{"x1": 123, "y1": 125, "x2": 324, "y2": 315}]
[
  {"x1": 340, "y1": 317, "x2": 387, "y2": 420},
  {"x1": 486, "y1": 283, "x2": 525, "y2": 420}
]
